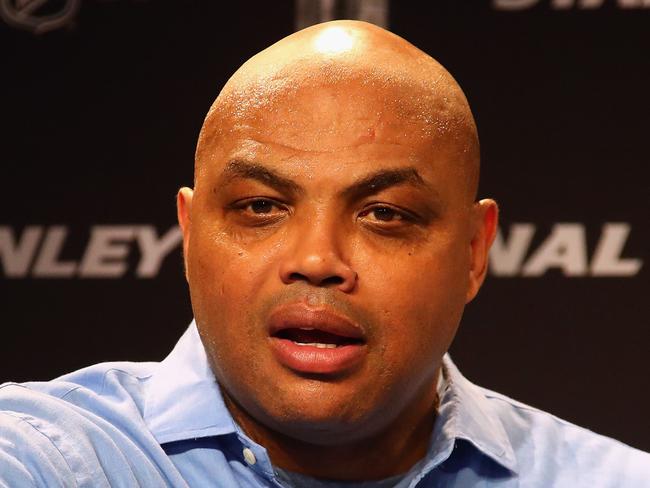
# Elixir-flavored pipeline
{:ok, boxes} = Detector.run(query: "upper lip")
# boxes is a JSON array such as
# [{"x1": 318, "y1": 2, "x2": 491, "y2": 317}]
[{"x1": 267, "y1": 303, "x2": 366, "y2": 342}]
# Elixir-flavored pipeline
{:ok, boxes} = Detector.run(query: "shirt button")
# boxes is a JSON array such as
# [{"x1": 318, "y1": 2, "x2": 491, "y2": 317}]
[{"x1": 243, "y1": 447, "x2": 257, "y2": 465}]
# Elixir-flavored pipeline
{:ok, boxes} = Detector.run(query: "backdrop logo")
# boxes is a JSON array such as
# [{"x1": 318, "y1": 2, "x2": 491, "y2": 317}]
[
  {"x1": 493, "y1": 0, "x2": 650, "y2": 9},
  {"x1": 0, "y1": 225, "x2": 181, "y2": 278},
  {"x1": 0, "y1": 0, "x2": 80, "y2": 34},
  {"x1": 491, "y1": 223, "x2": 643, "y2": 277}
]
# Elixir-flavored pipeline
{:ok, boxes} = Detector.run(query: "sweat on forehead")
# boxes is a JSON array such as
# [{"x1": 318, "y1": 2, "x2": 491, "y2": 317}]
[{"x1": 194, "y1": 20, "x2": 480, "y2": 199}]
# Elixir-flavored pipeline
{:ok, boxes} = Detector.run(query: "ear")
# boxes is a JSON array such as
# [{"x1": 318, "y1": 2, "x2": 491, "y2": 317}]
[
  {"x1": 177, "y1": 187, "x2": 194, "y2": 282},
  {"x1": 466, "y1": 199, "x2": 499, "y2": 303}
]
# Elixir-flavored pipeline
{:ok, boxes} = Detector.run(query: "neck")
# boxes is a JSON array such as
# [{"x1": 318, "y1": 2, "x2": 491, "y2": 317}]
[{"x1": 222, "y1": 379, "x2": 439, "y2": 481}]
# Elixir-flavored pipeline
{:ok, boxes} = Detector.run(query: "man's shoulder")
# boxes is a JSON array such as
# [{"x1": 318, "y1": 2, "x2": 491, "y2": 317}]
[
  {"x1": 478, "y1": 385, "x2": 650, "y2": 485},
  {"x1": 0, "y1": 360, "x2": 180, "y2": 486},
  {"x1": 1, "y1": 360, "x2": 157, "y2": 417},
  {"x1": 0, "y1": 360, "x2": 161, "y2": 446}
]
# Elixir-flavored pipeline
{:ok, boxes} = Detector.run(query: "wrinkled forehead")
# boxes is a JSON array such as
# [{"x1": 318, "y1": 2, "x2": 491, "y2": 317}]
[
  {"x1": 194, "y1": 59, "x2": 480, "y2": 202},
  {"x1": 198, "y1": 65, "x2": 475, "y2": 157}
]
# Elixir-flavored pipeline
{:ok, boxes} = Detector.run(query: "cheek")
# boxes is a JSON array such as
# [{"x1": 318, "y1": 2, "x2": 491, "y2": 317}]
[
  {"x1": 187, "y1": 227, "x2": 283, "y2": 388},
  {"x1": 358, "y1": 230, "x2": 469, "y2": 303},
  {"x1": 355, "y1": 234, "x2": 469, "y2": 360},
  {"x1": 187, "y1": 226, "x2": 276, "y2": 331}
]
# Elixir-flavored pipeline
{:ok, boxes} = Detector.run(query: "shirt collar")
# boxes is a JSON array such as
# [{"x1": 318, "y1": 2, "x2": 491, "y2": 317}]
[
  {"x1": 143, "y1": 321, "x2": 517, "y2": 475},
  {"x1": 143, "y1": 320, "x2": 237, "y2": 444},
  {"x1": 430, "y1": 355, "x2": 519, "y2": 475}
]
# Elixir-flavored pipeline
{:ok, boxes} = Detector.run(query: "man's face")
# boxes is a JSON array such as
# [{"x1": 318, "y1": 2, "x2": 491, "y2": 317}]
[{"x1": 180, "y1": 79, "x2": 482, "y2": 444}]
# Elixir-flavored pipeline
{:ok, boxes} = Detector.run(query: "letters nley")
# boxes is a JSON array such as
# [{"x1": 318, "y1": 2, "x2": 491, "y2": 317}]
[{"x1": 0, "y1": 225, "x2": 181, "y2": 278}]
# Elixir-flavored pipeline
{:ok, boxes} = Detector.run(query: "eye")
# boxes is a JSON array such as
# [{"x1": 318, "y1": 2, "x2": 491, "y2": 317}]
[
  {"x1": 367, "y1": 207, "x2": 402, "y2": 222},
  {"x1": 248, "y1": 199, "x2": 276, "y2": 214},
  {"x1": 358, "y1": 205, "x2": 407, "y2": 223},
  {"x1": 228, "y1": 197, "x2": 289, "y2": 225}
]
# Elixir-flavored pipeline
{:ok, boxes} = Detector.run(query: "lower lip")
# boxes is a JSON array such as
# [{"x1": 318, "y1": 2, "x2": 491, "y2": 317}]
[{"x1": 269, "y1": 338, "x2": 366, "y2": 375}]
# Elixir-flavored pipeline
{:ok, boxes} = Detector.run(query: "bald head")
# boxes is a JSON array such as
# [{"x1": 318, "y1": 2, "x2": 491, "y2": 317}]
[{"x1": 195, "y1": 20, "x2": 479, "y2": 200}]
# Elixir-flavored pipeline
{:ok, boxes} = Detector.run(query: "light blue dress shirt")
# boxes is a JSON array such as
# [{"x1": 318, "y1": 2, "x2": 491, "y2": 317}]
[{"x1": 1, "y1": 321, "x2": 649, "y2": 487}]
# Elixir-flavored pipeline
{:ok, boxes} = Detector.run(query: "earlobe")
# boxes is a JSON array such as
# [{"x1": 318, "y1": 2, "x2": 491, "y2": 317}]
[
  {"x1": 466, "y1": 199, "x2": 499, "y2": 303},
  {"x1": 177, "y1": 187, "x2": 194, "y2": 281}
]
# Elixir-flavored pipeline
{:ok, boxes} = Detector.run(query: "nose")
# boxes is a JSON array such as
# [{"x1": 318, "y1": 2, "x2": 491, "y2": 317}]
[{"x1": 278, "y1": 217, "x2": 357, "y2": 293}]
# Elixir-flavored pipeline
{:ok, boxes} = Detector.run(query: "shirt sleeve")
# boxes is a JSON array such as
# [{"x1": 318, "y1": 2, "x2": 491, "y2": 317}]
[{"x1": 0, "y1": 410, "x2": 76, "y2": 488}]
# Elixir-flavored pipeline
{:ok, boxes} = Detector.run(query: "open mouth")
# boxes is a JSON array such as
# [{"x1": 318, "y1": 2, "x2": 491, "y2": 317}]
[
  {"x1": 273, "y1": 327, "x2": 365, "y2": 349},
  {"x1": 267, "y1": 304, "x2": 368, "y2": 374}
]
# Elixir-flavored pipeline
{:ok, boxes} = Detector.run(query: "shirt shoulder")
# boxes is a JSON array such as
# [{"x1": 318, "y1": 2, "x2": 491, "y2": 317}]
[
  {"x1": 480, "y1": 386, "x2": 650, "y2": 487},
  {"x1": 0, "y1": 361, "x2": 186, "y2": 487}
]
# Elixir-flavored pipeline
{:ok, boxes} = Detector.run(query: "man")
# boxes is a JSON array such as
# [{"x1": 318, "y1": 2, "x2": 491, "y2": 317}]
[{"x1": 0, "y1": 20, "x2": 648, "y2": 487}]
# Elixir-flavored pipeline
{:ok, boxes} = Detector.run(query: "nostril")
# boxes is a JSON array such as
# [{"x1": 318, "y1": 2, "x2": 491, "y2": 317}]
[
  {"x1": 321, "y1": 276, "x2": 344, "y2": 286},
  {"x1": 288, "y1": 272, "x2": 308, "y2": 282}
]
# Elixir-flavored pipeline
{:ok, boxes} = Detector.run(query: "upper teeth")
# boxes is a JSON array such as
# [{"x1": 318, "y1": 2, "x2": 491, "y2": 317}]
[{"x1": 294, "y1": 342, "x2": 338, "y2": 349}]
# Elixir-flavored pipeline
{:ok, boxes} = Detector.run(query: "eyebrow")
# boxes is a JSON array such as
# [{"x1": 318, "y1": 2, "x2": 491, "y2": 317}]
[
  {"x1": 340, "y1": 167, "x2": 431, "y2": 201},
  {"x1": 218, "y1": 160, "x2": 432, "y2": 201},
  {"x1": 218, "y1": 160, "x2": 303, "y2": 196}
]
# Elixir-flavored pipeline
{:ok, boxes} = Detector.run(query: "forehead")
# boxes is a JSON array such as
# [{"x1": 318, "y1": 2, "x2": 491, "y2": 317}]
[
  {"x1": 216, "y1": 76, "x2": 460, "y2": 156},
  {"x1": 196, "y1": 73, "x2": 477, "y2": 201}
]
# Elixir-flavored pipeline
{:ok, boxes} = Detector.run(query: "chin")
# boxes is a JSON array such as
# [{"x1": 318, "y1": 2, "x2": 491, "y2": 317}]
[
  {"x1": 254, "y1": 382, "x2": 386, "y2": 443},
  {"x1": 268, "y1": 411, "x2": 379, "y2": 446}
]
